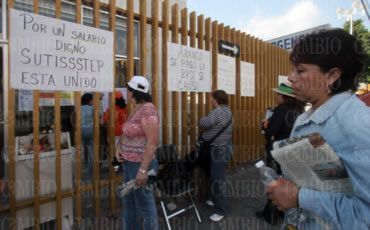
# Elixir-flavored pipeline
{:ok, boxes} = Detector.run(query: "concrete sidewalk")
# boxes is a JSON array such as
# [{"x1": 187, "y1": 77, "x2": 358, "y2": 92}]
[{"x1": 80, "y1": 163, "x2": 282, "y2": 230}]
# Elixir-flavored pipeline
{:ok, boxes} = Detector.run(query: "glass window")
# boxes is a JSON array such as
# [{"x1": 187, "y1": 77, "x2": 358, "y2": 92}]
[{"x1": 115, "y1": 59, "x2": 140, "y2": 88}]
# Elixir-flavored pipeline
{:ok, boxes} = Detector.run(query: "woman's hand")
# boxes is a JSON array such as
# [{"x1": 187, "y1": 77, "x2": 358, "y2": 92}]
[
  {"x1": 115, "y1": 149, "x2": 124, "y2": 163},
  {"x1": 261, "y1": 119, "x2": 269, "y2": 129},
  {"x1": 266, "y1": 177, "x2": 300, "y2": 211},
  {"x1": 135, "y1": 170, "x2": 148, "y2": 187}
]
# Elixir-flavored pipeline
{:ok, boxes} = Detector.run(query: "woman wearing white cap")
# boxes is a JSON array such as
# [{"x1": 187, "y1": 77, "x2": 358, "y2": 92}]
[{"x1": 116, "y1": 76, "x2": 159, "y2": 230}]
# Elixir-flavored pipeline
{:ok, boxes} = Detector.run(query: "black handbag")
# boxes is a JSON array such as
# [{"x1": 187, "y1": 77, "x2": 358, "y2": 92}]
[{"x1": 196, "y1": 118, "x2": 233, "y2": 173}]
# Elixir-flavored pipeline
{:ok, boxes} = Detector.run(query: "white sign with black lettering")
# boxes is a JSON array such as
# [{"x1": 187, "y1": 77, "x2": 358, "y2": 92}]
[
  {"x1": 217, "y1": 54, "x2": 235, "y2": 95},
  {"x1": 167, "y1": 42, "x2": 212, "y2": 92},
  {"x1": 241, "y1": 62, "x2": 255, "y2": 97},
  {"x1": 10, "y1": 9, "x2": 114, "y2": 92}
]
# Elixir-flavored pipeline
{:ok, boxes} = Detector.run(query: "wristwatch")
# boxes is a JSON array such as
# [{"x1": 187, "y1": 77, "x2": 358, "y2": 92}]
[{"x1": 139, "y1": 168, "x2": 147, "y2": 174}]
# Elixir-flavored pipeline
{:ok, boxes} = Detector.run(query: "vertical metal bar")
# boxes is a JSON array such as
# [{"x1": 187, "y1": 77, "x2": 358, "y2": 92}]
[
  {"x1": 189, "y1": 12, "x2": 196, "y2": 148},
  {"x1": 92, "y1": 0, "x2": 101, "y2": 218},
  {"x1": 108, "y1": 0, "x2": 117, "y2": 215},
  {"x1": 211, "y1": 21, "x2": 218, "y2": 92},
  {"x1": 139, "y1": 0, "x2": 146, "y2": 76},
  {"x1": 74, "y1": 0, "x2": 82, "y2": 224},
  {"x1": 204, "y1": 18, "x2": 211, "y2": 115},
  {"x1": 54, "y1": 2, "x2": 63, "y2": 229},
  {"x1": 171, "y1": 4, "x2": 179, "y2": 150},
  {"x1": 162, "y1": 0, "x2": 169, "y2": 144},
  {"x1": 257, "y1": 39, "x2": 263, "y2": 160},
  {"x1": 231, "y1": 28, "x2": 237, "y2": 168},
  {"x1": 180, "y1": 8, "x2": 188, "y2": 156},
  {"x1": 235, "y1": 30, "x2": 241, "y2": 167},
  {"x1": 250, "y1": 37, "x2": 256, "y2": 162},
  {"x1": 197, "y1": 15, "x2": 204, "y2": 121},
  {"x1": 32, "y1": 0, "x2": 41, "y2": 229},
  {"x1": 151, "y1": 0, "x2": 159, "y2": 107},
  {"x1": 241, "y1": 33, "x2": 247, "y2": 164},
  {"x1": 7, "y1": 1, "x2": 16, "y2": 229},
  {"x1": 127, "y1": 0, "x2": 134, "y2": 82}
]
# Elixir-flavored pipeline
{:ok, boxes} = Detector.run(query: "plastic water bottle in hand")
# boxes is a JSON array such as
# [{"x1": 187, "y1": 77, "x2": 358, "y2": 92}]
[
  {"x1": 255, "y1": 160, "x2": 278, "y2": 185},
  {"x1": 255, "y1": 160, "x2": 306, "y2": 225}
]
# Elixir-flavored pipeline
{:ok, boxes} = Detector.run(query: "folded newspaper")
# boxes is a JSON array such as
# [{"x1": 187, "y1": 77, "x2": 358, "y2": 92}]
[
  {"x1": 271, "y1": 133, "x2": 353, "y2": 194},
  {"x1": 118, "y1": 169, "x2": 156, "y2": 197}
]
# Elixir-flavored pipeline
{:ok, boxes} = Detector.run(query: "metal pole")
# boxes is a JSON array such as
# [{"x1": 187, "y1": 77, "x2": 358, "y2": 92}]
[
  {"x1": 350, "y1": 14, "x2": 353, "y2": 34},
  {"x1": 2, "y1": 0, "x2": 8, "y2": 156}
]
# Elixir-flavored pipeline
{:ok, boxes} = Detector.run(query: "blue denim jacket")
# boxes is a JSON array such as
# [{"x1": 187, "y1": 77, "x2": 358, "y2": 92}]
[{"x1": 287, "y1": 92, "x2": 370, "y2": 229}]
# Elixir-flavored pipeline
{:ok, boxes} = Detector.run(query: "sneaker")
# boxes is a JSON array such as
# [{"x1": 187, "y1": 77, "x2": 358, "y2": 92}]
[
  {"x1": 209, "y1": 213, "x2": 224, "y2": 222},
  {"x1": 206, "y1": 200, "x2": 215, "y2": 207}
]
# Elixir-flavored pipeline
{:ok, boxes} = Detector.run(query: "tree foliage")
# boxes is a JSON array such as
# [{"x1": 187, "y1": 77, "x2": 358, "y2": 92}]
[{"x1": 343, "y1": 19, "x2": 370, "y2": 83}]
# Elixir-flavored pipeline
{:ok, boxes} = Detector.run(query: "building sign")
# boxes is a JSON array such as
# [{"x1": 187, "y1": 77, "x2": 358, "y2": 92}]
[
  {"x1": 267, "y1": 24, "x2": 330, "y2": 50},
  {"x1": 217, "y1": 54, "x2": 236, "y2": 95},
  {"x1": 240, "y1": 62, "x2": 255, "y2": 97},
  {"x1": 167, "y1": 42, "x2": 212, "y2": 92},
  {"x1": 10, "y1": 9, "x2": 114, "y2": 92}
]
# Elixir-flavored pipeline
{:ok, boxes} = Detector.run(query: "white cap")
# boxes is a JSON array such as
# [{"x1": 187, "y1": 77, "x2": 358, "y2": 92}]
[
  {"x1": 255, "y1": 160, "x2": 265, "y2": 168},
  {"x1": 127, "y1": 76, "x2": 150, "y2": 93}
]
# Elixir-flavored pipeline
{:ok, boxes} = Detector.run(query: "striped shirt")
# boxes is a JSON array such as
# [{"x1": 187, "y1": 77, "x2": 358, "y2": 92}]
[{"x1": 198, "y1": 106, "x2": 233, "y2": 146}]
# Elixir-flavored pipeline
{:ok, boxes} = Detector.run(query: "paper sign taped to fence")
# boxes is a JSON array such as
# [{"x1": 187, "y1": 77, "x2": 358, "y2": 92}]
[
  {"x1": 241, "y1": 62, "x2": 255, "y2": 97},
  {"x1": 167, "y1": 42, "x2": 212, "y2": 92},
  {"x1": 10, "y1": 9, "x2": 114, "y2": 92},
  {"x1": 217, "y1": 54, "x2": 236, "y2": 95}
]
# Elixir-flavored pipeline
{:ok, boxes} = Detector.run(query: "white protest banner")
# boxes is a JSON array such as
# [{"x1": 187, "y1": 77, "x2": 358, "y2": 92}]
[
  {"x1": 217, "y1": 54, "x2": 236, "y2": 95},
  {"x1": 240, "y1": 61, "x2": 255, "y2": 97},
  {"x1": 10, "y1": 9, "x2": 114, "y2": 92},
  {"x1": 167, "y1": 42, "x2": 212, "y2": 92}
]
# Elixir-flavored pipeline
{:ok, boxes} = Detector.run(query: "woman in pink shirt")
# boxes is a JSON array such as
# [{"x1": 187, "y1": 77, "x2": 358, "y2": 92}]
[{"x1": 116, "y1": 76, "x2": 159, "y2": 230}]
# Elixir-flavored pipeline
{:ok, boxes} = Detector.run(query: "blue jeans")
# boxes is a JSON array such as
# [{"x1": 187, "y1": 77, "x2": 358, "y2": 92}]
[
  {"x1": 82, "y1": 128, "x2": 93, "y2": 180},
  {"x1": 209, "y1": 144, "x2": 232, "y2": 216},
  {"x1": 122, "y1": 160, "x2": 159, "y2": 230}
]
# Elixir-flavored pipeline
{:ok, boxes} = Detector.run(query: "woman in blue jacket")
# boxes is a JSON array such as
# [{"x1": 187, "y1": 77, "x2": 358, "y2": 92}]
[{"x1": 267, "y1": 29, "x2": 370, "y2": 229}]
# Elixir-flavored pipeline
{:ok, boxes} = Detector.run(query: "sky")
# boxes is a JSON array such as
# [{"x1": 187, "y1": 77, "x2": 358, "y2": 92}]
[{"x1": 187, "y1": 0, "x2": 370, "y2": 41}]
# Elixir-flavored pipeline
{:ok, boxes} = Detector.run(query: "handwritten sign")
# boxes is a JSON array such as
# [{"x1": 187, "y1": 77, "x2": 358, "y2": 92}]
[
  {"x1": 217, "y1": 54, "x2": 235, "y2": 95},
  {"x1": 10, "y1": 9, "x2": 114, "y2": 92},
  {"x1": 167, "y1": 42, "x2": 211, "y2": 92},
  {"x1": 240, "y1": 62, "x2": 255, "y2": 97}
]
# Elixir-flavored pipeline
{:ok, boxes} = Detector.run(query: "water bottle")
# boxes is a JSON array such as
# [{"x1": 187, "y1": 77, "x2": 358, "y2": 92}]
[
  {"x1": 255, "y1": 160, "x2": 278, "y2": 185},
  {"x1": 255, "y1": 160, "x2": 306, "y2": 226}
]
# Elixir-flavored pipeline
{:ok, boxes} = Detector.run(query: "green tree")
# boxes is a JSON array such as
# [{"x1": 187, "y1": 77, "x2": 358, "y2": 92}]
[{"x1": 343, "y1": 19, "x2": 370, "y2": 83}]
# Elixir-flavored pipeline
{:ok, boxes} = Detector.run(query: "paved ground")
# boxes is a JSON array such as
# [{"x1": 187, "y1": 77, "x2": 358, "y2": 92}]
[
  {"x1": 79, "y1": 162, "x2": 282, "y2": 230},
  {"x1": 0, "y1": 162, "x2": 283, "y2": 229}
]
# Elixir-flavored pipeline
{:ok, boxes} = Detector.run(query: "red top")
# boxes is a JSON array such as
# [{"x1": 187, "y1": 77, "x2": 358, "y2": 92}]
[{"x1": 103, "y1": 106, "x2": 128, "y2": 136}]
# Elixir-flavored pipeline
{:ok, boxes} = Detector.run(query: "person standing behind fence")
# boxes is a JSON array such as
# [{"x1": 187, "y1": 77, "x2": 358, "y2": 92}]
[
  {"x1": 81, "y1": 93, "x2": 94, "y2": 180},
  {"x1": 256, "y1": 82, "x2": 305, "y2": 224},
  {"x1": 198, "y1": 90, "x2": 233, "y2": 222},
  {"x1": 102, "y1": 91, "x2": 128, "y2": 146},
  {"x1": 115, "y1": 76, "x2": 159, "y2": 230}
]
